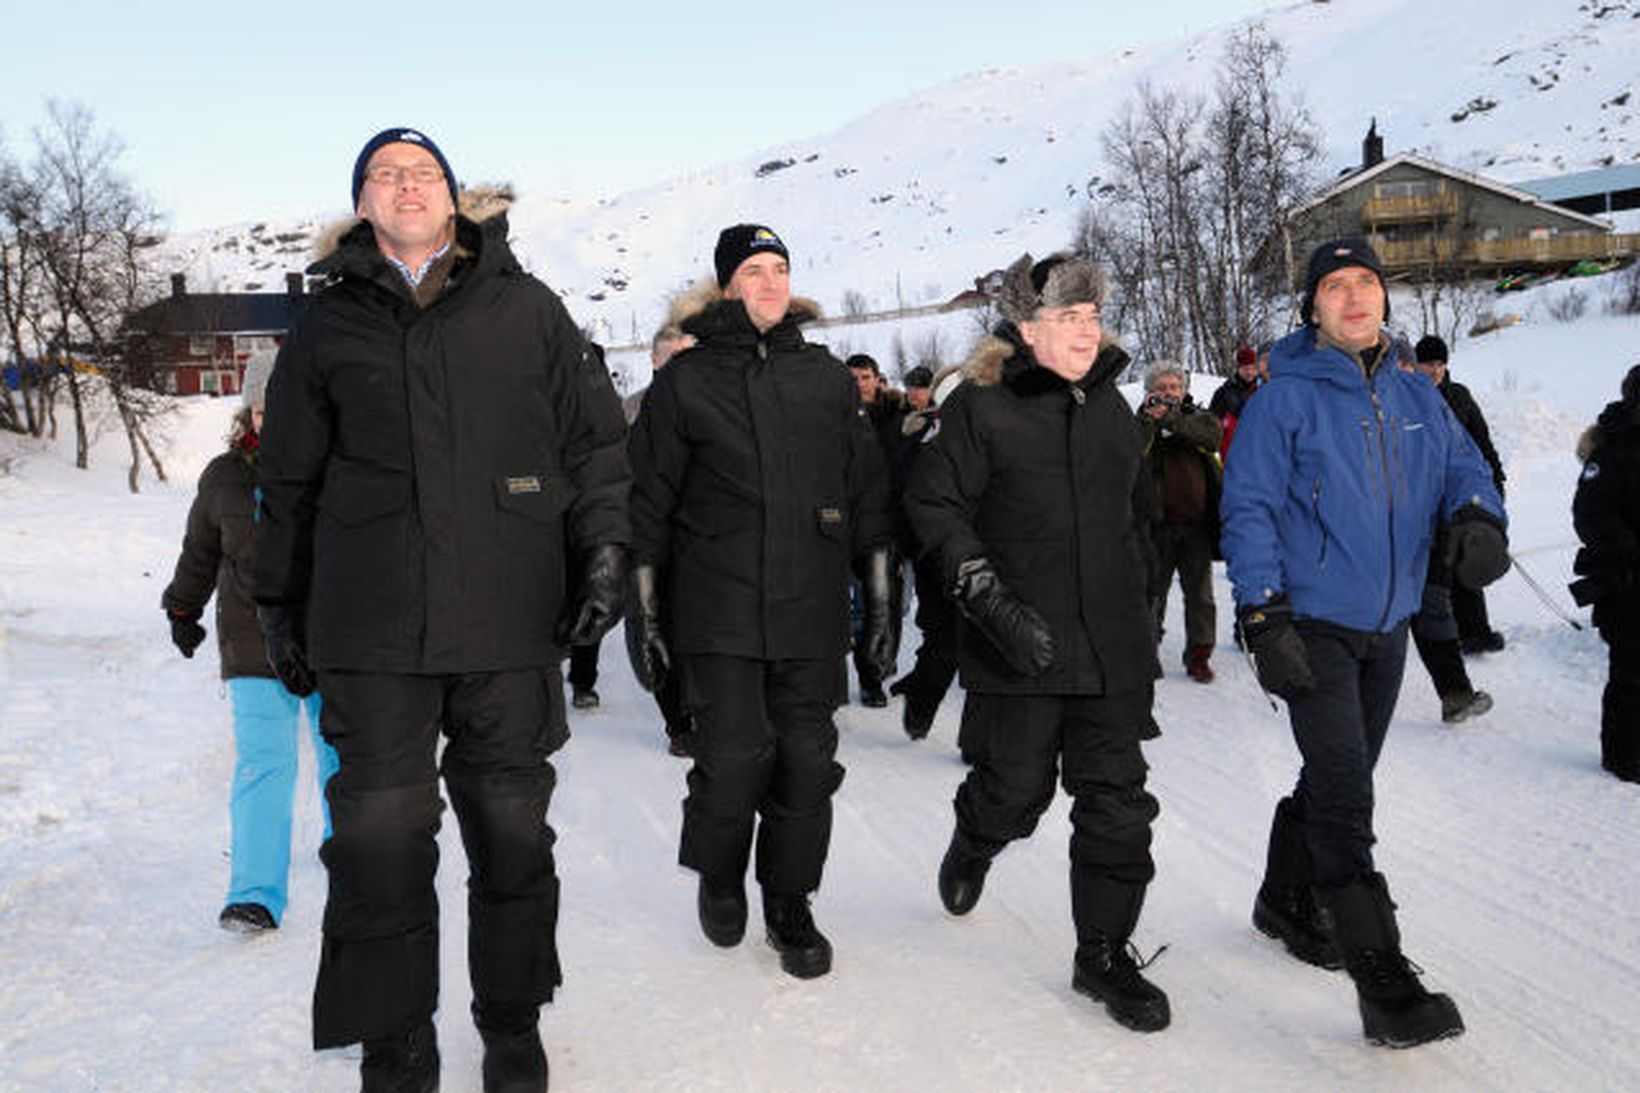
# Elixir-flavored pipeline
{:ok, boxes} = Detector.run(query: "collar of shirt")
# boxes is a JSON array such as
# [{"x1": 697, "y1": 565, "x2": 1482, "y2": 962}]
[{"x1": 386, "y1": 241, "x2": 452, "y2": 288}]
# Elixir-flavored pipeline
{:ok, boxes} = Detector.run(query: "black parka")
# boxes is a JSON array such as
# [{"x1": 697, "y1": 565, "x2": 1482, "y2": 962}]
[
  {"x1": 1438, "y1": 375, "x2": 1506, "y2": 494},
  {"x1": 251, "y1": 213, "x2": 630, "y2": 673},
  {"x1": 1573, "y1": 396, "x2": 1640, "y2": 635},
  {"x1": 905, "y1": 327, "x2": 1161, "y2": 696},
  {"x1": 164, "y1": 446, "x2": 272, "y2": 680},
  {"x1": 627, "y1": 284, "x2": 891, "y2": 661}
]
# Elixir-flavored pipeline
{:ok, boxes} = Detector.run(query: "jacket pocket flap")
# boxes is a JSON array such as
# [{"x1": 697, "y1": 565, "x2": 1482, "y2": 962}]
[{"x1": 318, "y1": 469, "x2": 410, "y2": 526}]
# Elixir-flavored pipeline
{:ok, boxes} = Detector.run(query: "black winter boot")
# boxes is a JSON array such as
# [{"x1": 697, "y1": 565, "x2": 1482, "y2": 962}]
[
  {"x1": 1439, "y1": 689, "x2": 1494, "y2": 724},
  {"x1": 1069, "y1": 873, "x2": 1170, "y2": 1032},
  {"x1": 1319, "y1": 875, "x2": 1465, "y2": 1048},
  {"x1": 1253, "y1": 797, "x2": 1342, "y2": 969},
  {"x1": 697, "y1": 878, "x2": 747, "y2": 948},
  {"x1": 1072, "y1": 936, "x2": 1171, "y2": 1033},
  {"x1": 218, "y1": 901, "x2": 276, "y2": 934},
  {"x1": 1253, "y1": 884, "x2": 1343, "y2": 970},
  {"x1": 479, "y1": 1027, "x2": 548, "y2": 1093},
  {"x1": 937, "y1": 831, "x2": 992, "y2": 916},
  {"x1": 361, "y1": 1019, "x2": 439, "y2": 1093},
  {"x1": 763, "y1": 892, "x2": 833, "y2": 979}
]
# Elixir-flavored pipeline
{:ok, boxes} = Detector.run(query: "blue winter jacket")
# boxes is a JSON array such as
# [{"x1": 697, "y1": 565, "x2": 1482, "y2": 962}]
[{"x1": 1220, "y1": 327, "x2": 1505, "y2": 633}]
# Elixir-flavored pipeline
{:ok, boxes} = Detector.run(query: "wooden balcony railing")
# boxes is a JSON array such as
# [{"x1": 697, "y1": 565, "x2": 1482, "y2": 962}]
[
  {"x1": 1373, "y1": 232, "x2": 1640, "y2": 270},
  {"x1": 1360, "y1": 192, "x2": 1462, "y2": 224}
]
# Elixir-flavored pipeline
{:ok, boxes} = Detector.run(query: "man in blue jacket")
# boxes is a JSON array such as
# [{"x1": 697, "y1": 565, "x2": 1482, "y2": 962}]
[{"x1": 1220, "y1": 239, "x2": 1508, "y2": 1049}]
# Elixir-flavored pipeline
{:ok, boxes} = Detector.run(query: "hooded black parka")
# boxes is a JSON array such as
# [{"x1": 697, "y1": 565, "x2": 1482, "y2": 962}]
[
  {"x1": 905, "y1": 327, "x2": 1161, "y2": 696},
  {"x1": 251, "y1": 213, "x2": 630, "y2": 674},
  {"x1": 628, "y1": 285, "x2": 891, "y2": 660}
]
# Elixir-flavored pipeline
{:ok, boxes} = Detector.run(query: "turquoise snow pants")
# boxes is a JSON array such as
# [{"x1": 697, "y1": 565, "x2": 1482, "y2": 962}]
[{"x1": 226, "y1": 677, "x2": 337, "y2": 923}]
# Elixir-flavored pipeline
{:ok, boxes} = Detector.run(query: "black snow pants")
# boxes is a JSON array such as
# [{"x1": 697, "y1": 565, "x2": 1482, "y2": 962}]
[
  {"x1": 676, "y1": 654, "x2": 846, "y2": 896},
  {"x1": 1410, "y1": 580, "x2": 1472, "y2": 699},
  {"x1": 310, "y1": 668, "x2": 565, "y2": 1048},
  {"x1": 1601, "y1": 627, "x2": 1640, "y2": 774},
  {"x1": 1267, "y1": 621, "x2": 1408, "y2": 891},
  {"x1": 952, "y1": 688, "x2": 1159, "y2": 940},
  {"x1": 901, "y1": 554, "x2": 959, "y2": 703}
]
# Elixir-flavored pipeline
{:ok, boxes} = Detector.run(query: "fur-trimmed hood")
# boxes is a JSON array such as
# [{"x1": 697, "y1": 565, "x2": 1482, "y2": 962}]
[
  {"x1": 309, "y1": 189, "x2": 511, "y2": 265},
  {"x1": 1580, "y1": 396, "x2": 1640, "y2": 461},
  {"x1": 958, "y1": 324, "x2": 1127, "y2": 392},
  {"x1": 665, "y1": 276, "x2": 823, "y2": 335},
  {"x1": 1579, "y1": 424, "x2": 1601, "y2": 463}
]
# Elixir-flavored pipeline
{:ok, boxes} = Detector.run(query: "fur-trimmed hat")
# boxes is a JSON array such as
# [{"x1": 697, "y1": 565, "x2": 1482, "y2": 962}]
[
  {"x1": 241, "y1": 348, "x2": 276, "y2": 410},
  {"x1": 997, "y1": 252, "x2": 1108, "y2": 325},
  {"x1": 1299, "y1": 238, "x2": 1388, "y2": 327},
  {"x1": 714, "y1": 224, "x2": 789, "y2": 288},
  {"x1": 352, "y1": 127, "x2": 458, "y2": 211}
]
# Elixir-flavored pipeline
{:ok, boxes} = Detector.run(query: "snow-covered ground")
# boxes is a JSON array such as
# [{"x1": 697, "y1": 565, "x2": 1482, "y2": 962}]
[{"x1": 2, "y1": 295, "x2": 1638, "y2": 1091}]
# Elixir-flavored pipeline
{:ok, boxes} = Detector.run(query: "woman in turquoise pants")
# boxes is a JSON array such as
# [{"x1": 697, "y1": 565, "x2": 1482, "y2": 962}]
[{"x1": 163, "y1": 351, "x2": 338, "y2": 932}]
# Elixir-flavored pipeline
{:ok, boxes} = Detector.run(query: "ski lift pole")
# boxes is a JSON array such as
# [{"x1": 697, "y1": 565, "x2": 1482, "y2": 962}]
[{"x1": 1509, "y1": 553, "x2": 1584, "y2": 631}]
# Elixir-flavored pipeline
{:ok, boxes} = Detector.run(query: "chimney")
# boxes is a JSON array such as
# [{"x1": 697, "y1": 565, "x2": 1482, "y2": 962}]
[
  {"x1": 286, "y1": 271, "x2": 304, "y2": 296},
  {"x1": 170, "y1": 273, "x2": 186, "y2": 298},
  {"x1": 1363, "y1": 118, "x2": 1384, "y2": 169}
]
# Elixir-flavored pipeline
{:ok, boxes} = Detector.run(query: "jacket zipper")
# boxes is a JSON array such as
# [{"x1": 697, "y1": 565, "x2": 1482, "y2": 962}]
[{"x1": 1368, "y1": 386, "x2": 1396, "y2": 632}]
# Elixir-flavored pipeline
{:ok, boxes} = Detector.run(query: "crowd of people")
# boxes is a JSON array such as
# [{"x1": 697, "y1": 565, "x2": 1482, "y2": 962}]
[{"x1": 158, "y1": 126, "x2": 1630, "y2": 1092}]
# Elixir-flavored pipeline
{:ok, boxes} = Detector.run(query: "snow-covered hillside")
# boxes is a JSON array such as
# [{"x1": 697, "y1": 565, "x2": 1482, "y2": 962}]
[
  {"x1": 150, "y1": 0, "x2": 1640, "y2": 345},
  {"x1": 2, "y1": 285, "x2": 1638, "y2": 1090}
]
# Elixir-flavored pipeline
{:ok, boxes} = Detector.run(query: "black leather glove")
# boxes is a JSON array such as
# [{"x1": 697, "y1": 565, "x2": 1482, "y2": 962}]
[
  {"x1": 1238, "y1": 596, "x2": 1315, "y2": 700},
  {"x1": 952, "y1": 557, "x2": 1054, "y2": 677},
  {"x1": 1444, "y1": 504, "x2": 1509, "y2": 590},
  {"x1": 257, "y1": 604, "x2": 316, "y2": 698},
  {"x1": 559, "y1": 543, "x2": 628, "y2": 647},
  {"x1": 857, "y1": 547, "x2": 897, "y2": 684},
  {"x1": 625, "y1": 564, "x2": 672, "y2": 694},
  {"x1": 168, "y1": 609, "x2": 207, "y2": 658}
]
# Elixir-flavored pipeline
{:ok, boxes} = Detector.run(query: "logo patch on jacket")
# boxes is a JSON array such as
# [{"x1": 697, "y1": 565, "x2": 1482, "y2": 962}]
[
  {"x1": 817, "y1": 506, "x2": 844, "y2": 526},
  {"x1": 1582, "y1": 461, "x2": 1600, "y2": 482},
  {"x1": 506, "y1": 476, "x2": 543, "y2": 494}
]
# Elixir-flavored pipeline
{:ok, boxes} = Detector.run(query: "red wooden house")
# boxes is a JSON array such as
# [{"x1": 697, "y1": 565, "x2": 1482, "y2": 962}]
[{"x1": 125, "y1": 272, "x2": 309, "y2": 396}]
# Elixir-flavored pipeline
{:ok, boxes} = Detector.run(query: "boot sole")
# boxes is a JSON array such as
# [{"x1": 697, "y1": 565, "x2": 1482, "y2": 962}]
[
  {"x1": 1363, "y1": 993, "x2": 1465, "y2": 1048},
  {"x1": 1071, "y1": 972, "x2": 1171, "y2": 1033}
]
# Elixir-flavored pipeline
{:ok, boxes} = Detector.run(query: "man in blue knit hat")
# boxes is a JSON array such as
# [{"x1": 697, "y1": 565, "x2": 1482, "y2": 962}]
[
  {"x1": 1221, "y1": 238, "x2": 1507, "y2": 1049},
  {"x1": 254, "y1": 126, "x2": 630, "y2": 1093}
]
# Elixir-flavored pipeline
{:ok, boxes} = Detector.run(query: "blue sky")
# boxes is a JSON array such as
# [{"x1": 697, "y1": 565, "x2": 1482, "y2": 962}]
[{"x1": 1, "y1": 0, "x2": 1277, "y2": 232}]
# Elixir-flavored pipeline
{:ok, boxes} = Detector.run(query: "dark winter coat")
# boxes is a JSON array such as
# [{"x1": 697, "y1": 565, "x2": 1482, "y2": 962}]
[
  {"x1": 1208, "y1": 372, "x2": 1261, "y2": 421},
  {"x1": 251, "y1": 212, "x2": 631, "y2": 674},
  {"x1": 1138, "y1": 398, "x2": 1223, "y2": 529},
  {"x1": 627, "y1": 282, "x2": 892, "y2": 661},
  {"x1": 891, "y1": 404, "x2": 939, "y2": 554},
  {"x1": 1438, "y1": 374, "x2": 1506, "y2": 495},
  {"x1": 163, "y1": 444, "x2": 273, "y2": 680},
  {"x1": 1220, "y1": 327, "x2": 1505, "y2": 633},
  {"x1": 1572, "y1": 396, "x2": 1640, "y2": 636},
  {"x1": 904, "y1": 326, "x2": 1161, "y2": 696}
]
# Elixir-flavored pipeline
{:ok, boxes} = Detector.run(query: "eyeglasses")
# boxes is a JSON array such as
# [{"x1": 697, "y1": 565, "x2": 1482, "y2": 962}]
[
  {"x1": 364, "y1": 164, "x2": 445, "y2": 187},
  {"x1": 1038, "y1": 309, "x2": 1102, "y2": 327}
]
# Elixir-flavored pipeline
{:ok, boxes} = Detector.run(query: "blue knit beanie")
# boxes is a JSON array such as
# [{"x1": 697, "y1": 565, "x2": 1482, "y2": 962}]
[{"x1": 351, "y1": 128, "x2": 458, "y2": 210}]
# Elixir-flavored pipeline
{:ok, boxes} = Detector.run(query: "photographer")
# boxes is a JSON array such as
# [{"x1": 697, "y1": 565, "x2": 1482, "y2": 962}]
[{"x1": 1137, "y1": 363, "x2": 1222, "y2": 682}]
